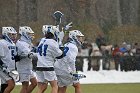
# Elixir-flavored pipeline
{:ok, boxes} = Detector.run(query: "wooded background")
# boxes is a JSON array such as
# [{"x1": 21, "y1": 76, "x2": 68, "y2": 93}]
[{"x1": 0, "y1": 0, "x2": 140, "y2": 45}]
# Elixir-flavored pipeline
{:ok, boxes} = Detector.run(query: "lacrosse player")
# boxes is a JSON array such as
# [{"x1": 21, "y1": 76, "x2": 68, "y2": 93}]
[
  {"x1": 54, "y1": 30, "x2": 85, "y2": 93},
  {"x1": 0, "y1": 27, "x2": 18, "y2": 93},
  {"x1": 36, "y1": 25, "x2": 64, "y2": 93},
  {"x1": 16, "y1": 26, "x2": 37, "y2": 93}
]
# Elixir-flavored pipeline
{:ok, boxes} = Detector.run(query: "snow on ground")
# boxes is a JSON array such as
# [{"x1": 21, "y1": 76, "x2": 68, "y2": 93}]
[
  {"x1": 78, "y1": 59, "x2": 140, "y2": 84},
  {"x1": 79, "y1": 70, "x2": 140, "y2": 84}
]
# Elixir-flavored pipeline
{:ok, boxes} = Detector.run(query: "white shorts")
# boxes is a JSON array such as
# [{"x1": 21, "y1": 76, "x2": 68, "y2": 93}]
[
  {"x1": 57, "y1": 74, "x2": 80, "y2": 87},
  {"x1": 57, "y1": 74, "x2": 73, "y2": 87},
  {"x1": 19, "y1": 70, "x2": 36, "y2": 82},
  {"x1": 0, "y1": 70, "x2": 12, "y2": 84},
  {"x1": 36, "y1": 71, "x2": 57, "y2": 83}
]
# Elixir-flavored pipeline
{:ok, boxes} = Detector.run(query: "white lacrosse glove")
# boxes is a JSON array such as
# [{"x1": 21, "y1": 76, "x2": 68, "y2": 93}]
[
  {"x1": 64, "y1": 22, "x2": 73, "y2": 30},
  {"x1": 70, "y1": 72, "x2": 86, "y2": 80},
  {"x1": 9, "y1": 70, "x2": 19, "y2": 82}
]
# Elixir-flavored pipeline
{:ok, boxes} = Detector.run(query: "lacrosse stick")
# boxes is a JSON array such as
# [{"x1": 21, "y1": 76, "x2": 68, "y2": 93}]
[{"x1": 53, "y1": 11, "x2": 64, "y2": 26}]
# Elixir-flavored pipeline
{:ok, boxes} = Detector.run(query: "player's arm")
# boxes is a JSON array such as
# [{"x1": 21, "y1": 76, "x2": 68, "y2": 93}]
[
  {"x1": 16, "y1": 42, "x2": 37, "y2": 59},
  {"x1": 0, "y1": 43, "x2": 5, "y2": 66},
  {"x1": 56, "y1": 46, "x2": 69, "y2": 59}
]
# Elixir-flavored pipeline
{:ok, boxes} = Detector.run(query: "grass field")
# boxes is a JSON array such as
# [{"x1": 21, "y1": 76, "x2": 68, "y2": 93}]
[{"x1": 12, "y1": 83, "x2": 140, "y2": 93}]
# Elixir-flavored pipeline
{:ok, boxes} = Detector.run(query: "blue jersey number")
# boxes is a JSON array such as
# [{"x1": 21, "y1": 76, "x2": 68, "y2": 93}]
[
  {"x1": 11, "y1": 49, "x2": 15, "y2": 60},
  {"x1": 37, "y1": 44, "x2": 48, "y2": 56},
  {"x1": 63, "y1": 47, "x2": 69, "y2": 57}
]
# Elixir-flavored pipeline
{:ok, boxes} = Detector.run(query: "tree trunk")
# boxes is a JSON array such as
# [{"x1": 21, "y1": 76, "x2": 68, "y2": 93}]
[{"x1": 116, "y1": 0, "x2": 122, "y2": 26}]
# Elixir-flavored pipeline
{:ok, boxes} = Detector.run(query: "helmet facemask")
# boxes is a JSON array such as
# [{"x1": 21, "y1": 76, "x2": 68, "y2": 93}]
[
  {"x1": 7, "y1": 33, "x2": 17, "y2": 42},
  {"x1": 19, "y1": 26, "x2": 35, "y2": 41},
  {"x1": 23, "y1": 32, "x2": 34, "y2": 41},
  {"x1": 2, "y1": 27, "x2": 17, "y2": 43},
  {"x1": 69, "y1": 30, "x2": 84, "y2": 46}
]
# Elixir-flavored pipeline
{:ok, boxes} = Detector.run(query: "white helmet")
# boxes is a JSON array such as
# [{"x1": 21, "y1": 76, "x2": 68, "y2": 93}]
[
  {"x1": 69, "y1": 30, "x2": 84, "y2": 45},
  {"x1": 69, "y1": 30, "x2": 84, "y2": 38},
  {"x1": 42, "y1": 25, "x2": 59, "y2": 40},
  {"x1": 19, "y1": 26, "x2": 34, "y2": 40},
  {"x1": 2, "y1": 27, "x2": 17, "y2": 42}
]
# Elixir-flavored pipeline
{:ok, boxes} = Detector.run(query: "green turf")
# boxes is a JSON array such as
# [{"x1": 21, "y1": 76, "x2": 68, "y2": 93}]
[{"x1": 12, "y1": 83, "x2": 140, "y2": 93}]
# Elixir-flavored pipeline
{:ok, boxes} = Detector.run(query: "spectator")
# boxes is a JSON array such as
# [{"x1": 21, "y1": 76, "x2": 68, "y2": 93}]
[
  {"x1": 132, "y1": 43, "x2": 140, "y2": 70},
  {"x1": 112, "y1": 44, "x2": 121, "y2": 70},
  {"x1": 76, "y1": 48, "x2": 84, "y2": 72},
  {"x1": 87, "y1": 43, "x2": 93, "y2": 71},
  {"x1": 123, "y1": 44, "x2": 134, "y2": 71},
  {"x1": 90, "y1": 43, "x2": 102, "y2": 71},
  {"x1": 95, "y1": 33, "x2": 106, "y2": 50},
  {"x1": 100, "y1": 45, "x2": 112, "y2": 70},
  {"x1": 119, "y1": 42, "x2": 128, "y2": 71}
]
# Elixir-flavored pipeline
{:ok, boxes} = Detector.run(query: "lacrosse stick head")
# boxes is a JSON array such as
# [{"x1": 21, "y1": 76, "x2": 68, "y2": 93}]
[{"x1": 53, "y1": 11, "x2": 64, "y2": 25}]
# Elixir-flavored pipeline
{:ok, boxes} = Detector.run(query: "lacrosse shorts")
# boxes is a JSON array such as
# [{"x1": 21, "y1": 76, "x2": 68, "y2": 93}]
[
  {"x1": 57, "y1": 74, "x2": 80, "y2": 87},
  {"x1": 36, "y1": 71, "x2": 57, "y2": 83},
  {"x1": 0, "y1": 70, "x2": 12, "y2": 84},
  {"x1": 19, "y1": 70, "x2": 36, "y2": 82}
]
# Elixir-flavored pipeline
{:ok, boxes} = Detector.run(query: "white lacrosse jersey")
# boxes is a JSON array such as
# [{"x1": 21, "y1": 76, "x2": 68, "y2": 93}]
[
  {"x1": 54, "y1": 42, "x2": 78, "y2": 75},
  {"x1": 16, "y1": 40, "x2": 33, "y2": 73},
  {"x1": 37, "y1": 38, "x2": 62, "y2": 67},
  {"x1": 0, "y1": 39, "x2": 17, "y2": 71}
]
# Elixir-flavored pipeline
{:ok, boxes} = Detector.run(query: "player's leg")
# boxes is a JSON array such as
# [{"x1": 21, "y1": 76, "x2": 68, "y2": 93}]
[
  {"x1": 19, "y1": 73, "x2": 30, "y2": 93},
  {"x1": 0, "y1": 74, "x2": 8, "y2": 93},
  {"x1": 28, "y1": 77, "x2": 37, "y2": 93},
  {"x1": 58, "y1": 86, "x2": 67, "y2": 93},
  {"x1": 27, "y1": 71, "x2": 37, "y2": 93},
  {"x1": 1, "y1": 84, "x2": 8, "y2": 93},
  {"x1": 20, "y1": 81, "x2": 29, "y2": 93},
  {"x1": 0, "y1": 70, "x2": 15, "y2": 93},
  {"x1": 49, "y1": 80, "x2": 58, "y2": 93},
  {"x1": 36, "y1": 71, "x2": 48, "y2": 93},
  {"x1": 73, "y1": 82, "x2": 82, "y2": 93},
  {"x1": 4, "y1": 79, "x2": 15, "y2": 93},
  {"x1": 37, "y1": 82, "x2": 47, "y2": 93}
]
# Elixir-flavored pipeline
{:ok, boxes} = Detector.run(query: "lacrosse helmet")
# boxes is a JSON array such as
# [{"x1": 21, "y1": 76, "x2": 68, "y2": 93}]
[
  {"x1": 2, "y1": 27, "x2": 17, "y2": 42},
  {"x1": 42, "y1": 25, "x2": 60, "y2": 40},
  {"x1": 69, "y1": 30, "x2": 84, "y2": 46},
  {"x1": 19, "y1": 26, "x2": 34, "y2": 40}
]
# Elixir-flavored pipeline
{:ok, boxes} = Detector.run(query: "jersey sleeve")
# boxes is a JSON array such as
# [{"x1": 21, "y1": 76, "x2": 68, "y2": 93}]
[{"x1": 0, "y1": 42, "x2": 5, "y2": 57}]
